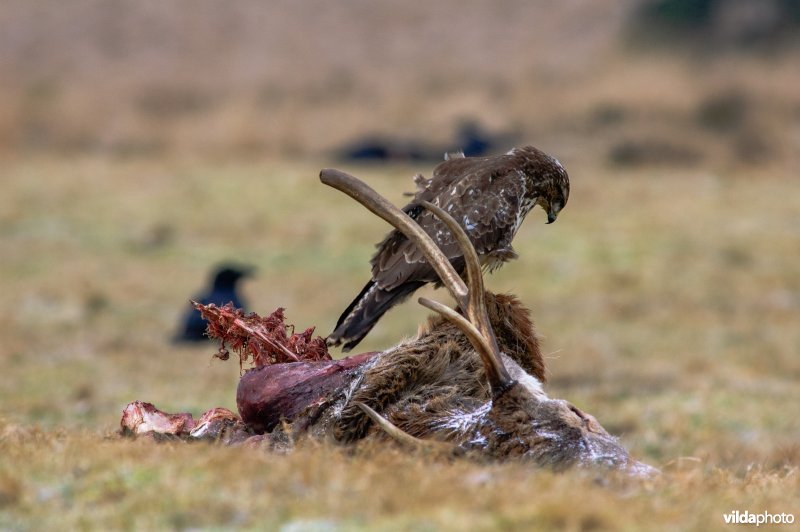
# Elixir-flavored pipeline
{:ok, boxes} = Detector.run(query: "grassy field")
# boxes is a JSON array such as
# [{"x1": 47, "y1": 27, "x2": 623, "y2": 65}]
[
  {"x1": 1, "y1": 1, "x2": 798, "y2": 529},
  {"x1": 0, "y1": 155, "x2": 797, "y2": 530}
]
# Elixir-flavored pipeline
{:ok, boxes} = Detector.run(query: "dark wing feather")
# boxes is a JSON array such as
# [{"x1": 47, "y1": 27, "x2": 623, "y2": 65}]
[{"x1": 370, "y1": 154, "x2": 526, "y2": 291}]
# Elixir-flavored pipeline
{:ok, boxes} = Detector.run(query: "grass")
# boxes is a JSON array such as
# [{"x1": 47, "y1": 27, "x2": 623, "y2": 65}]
[
  {"x1": 1, "y1": 3, "x2": 797, "y2": 528},
  {"x1": 1, "y1": 426, "x2": 796, "y2": 531},
  {"x1": 0, "y1": 155, "x2": 797, "y2": 529}
]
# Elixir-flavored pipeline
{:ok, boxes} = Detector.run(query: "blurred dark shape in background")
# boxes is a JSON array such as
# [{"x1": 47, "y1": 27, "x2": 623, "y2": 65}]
[
  {"x1": 454, "y1": 120, "x2": 493, "y2": 157},
  {"x1": 695, "y1": 90, "x2": 750, "y2": 134},
  {"x1": 174, "y1": 264, "x2": 255, "y2": 343},
  {"x1": 608, "y1": 138, "x2": 703, "y2": 168},
  {"x1": 0, "y1": 0, "x2": 797, "y2": 172},
  {"x1": 337, "y1": 136, "x2": 428, "y2": 163},
  {"x1": 632, "y1": 0, "x2": 800, "y2": 49},
  {"x1": 445, "y1": 120, "x2": 519, "y2": 158},
  {"x1": 336, "y1": 119, "x2": 515, "y2": 163}
]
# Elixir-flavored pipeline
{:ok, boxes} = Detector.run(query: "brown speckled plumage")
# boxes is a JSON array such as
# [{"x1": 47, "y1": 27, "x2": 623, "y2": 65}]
[{"x1": 328, "y1": 146, "x2": 570, "y2": 351}]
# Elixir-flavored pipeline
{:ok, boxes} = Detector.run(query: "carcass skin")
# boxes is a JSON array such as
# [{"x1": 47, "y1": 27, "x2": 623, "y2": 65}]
[
  {"x1": 120, "y1": 402, "x2": 254, "y2": 445},
  {"x1": 236, "y1": 351, "x2": 377, "y2": 434},
  {"x1": 121, "y1": 293, "x2": 656, "y2": 476}
]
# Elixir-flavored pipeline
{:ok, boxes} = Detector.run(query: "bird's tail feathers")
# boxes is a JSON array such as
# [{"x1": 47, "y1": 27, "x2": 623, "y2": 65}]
[{"x1": 328, "y1": 280, "x2": 424, "y2": 352}]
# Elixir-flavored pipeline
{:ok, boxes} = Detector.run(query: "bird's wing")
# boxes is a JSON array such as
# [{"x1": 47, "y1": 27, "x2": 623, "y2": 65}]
[{"x1": 371, "y1": 156, "x2": 527, "y2": 291}]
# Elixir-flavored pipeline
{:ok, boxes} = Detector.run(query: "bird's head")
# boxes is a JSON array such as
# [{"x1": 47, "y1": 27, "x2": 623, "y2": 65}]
[
  {"x1": 538, "y1": 156, "x2": 570, "y2": 224},
  {"x1": 212, "y1": 264, "x2": 256, "y2": 289},
  {"x1": 541, "y1": 186, "x2": 568, "y2": 224},
  {"x1": 512, "y1": 145, "x2": 570, "y2": 224}
]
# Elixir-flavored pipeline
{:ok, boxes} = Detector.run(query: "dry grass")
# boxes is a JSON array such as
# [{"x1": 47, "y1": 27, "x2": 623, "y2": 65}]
[
  {"x1": 1, "y1": 1, "x2": 798, "y2": 528},
  {"x1": 1, "y1": 422, "x2": 797, "y2": 531},
  {"x1": 0, "y1": 156, "x2": 797, "y2": 529}
]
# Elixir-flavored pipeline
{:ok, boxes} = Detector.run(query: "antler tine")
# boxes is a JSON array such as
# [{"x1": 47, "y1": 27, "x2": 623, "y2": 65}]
[
  {"x1": 355, "y1": 403, "x2": 457, "y2": 454},
  {"x1": 417, "y1": 201, "x2": 514, "y2": 395},
  {"x1": 320, "y1": 168, "x2": 468, "y2": 303}
]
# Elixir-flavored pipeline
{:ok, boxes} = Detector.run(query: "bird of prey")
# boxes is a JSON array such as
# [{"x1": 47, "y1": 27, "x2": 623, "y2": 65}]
[
  {"x1": 174, "y1": 264, "x2": 255, "y2": 342},
  {"x1": 328, "y1": 145, "x2": 570, "y2": 351}
]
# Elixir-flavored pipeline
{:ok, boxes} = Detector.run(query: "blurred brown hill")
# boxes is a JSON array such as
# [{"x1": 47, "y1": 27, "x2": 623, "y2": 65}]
[{"x1": 1, "y1": 0, "x2": 798, "y2": 171}]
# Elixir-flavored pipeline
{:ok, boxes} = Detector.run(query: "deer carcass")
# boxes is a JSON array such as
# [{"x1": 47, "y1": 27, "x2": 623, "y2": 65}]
[{"x1": 121, "y1": 168, "x2": 656, "y2": 476}]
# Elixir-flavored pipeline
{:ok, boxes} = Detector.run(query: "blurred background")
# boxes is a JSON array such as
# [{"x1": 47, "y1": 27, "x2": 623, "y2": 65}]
[
  {"x1": 1, "y1": 0, "x2": 799, "y2": 168},
  {"x1": 1, "y1": 1, "x2": 799, "y2": 527},
  {"x1": 0, "y1": 0, "x2": 798, "y2": 463}
]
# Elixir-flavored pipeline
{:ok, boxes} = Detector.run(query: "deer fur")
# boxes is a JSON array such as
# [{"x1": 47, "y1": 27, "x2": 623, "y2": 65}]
[
  {"x1": 332, "y1": 292, "x2": 545, "y2": 443},
  {"x1": 284, "y1": 291, "x2": 652, "y2": 474},
  {"x1": 122, "y1": 168, "x2": 656, "y2": 477}
]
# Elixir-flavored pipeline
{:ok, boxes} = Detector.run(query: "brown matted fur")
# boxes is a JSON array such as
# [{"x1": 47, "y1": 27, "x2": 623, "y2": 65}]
[{"x1": 334, "y1": 291, "x2": 545, "y2": 443}]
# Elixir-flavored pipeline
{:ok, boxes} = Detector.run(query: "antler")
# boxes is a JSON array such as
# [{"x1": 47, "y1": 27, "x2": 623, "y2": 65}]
[
  {"x1": 354, "y1": 402, "x2": 458, "y2": 455},
  {"x1": 320, "y1": 168, "x2": 516, "y2": 397}
]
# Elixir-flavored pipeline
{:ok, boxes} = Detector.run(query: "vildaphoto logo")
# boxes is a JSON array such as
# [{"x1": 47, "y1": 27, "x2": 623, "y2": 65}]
[{"x1": 723, "y1": 510, "x2": 795, "y2": 526}]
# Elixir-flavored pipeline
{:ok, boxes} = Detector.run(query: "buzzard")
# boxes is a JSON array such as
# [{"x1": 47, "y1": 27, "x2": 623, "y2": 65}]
[{"x1": 328, "y1": 145, "x2": 570, "y2": 351}]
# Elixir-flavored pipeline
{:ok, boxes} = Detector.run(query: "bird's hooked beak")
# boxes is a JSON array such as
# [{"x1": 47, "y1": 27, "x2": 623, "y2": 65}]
[{"x1": 538, "y1": 198, "x2": 559, "y2": 224}]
